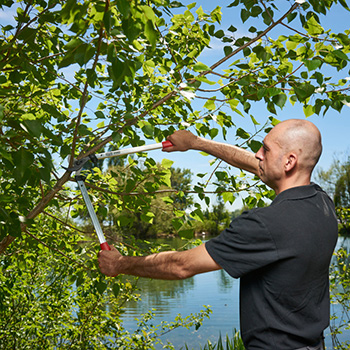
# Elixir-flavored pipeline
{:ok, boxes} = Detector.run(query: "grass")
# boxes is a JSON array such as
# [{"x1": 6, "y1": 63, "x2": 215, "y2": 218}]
[{"x1": 182, "y1": 330, "x2": 245, "y2": 350}]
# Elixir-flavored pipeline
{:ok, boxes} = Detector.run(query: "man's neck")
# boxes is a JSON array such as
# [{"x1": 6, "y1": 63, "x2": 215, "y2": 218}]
[{"x1": 274, "y1": 176, "x2": 311, "y2": 195}]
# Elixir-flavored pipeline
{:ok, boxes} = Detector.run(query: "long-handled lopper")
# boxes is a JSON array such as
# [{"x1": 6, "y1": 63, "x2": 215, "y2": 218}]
[{"x1": 66, "y1": 140, "x2": 173, "y2": 250}]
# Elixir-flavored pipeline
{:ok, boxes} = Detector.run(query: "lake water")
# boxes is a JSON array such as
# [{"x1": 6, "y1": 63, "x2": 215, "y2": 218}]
[{"x1": 121, "y1": 236, "x2": 350, "y2": 349}]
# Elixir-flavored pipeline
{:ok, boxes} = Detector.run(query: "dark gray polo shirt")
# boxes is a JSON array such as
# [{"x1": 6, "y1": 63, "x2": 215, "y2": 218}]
[{"x1": 205, "y1": 184, "x2": 338, "y2": 350}]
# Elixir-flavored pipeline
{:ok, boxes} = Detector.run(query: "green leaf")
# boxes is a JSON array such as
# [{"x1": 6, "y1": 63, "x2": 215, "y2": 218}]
[
  {"x1": 262, "y1": 10, "x2": 273, "y2": 25},
  {"x1": 224, "y1": 46, "x2": 233, "y2": 56},
  {"x1": 286, "y1": 40, "x2": 298, "y2": 50},
  {"x1": 162, "y1": 196, "x2": 174, "y2": 204},
  {"x1": 257, "y1": 88, "x2": 267, "y2": 99},
  {"x1": 304, "y1": 58, "x2": 322, "y2": 71},
  {"x1": 116, "y1": 0, "x2": 131, "y2": 17},
  {"x1": 42, "y1": 104, "x2": 64, "y2": 121},
  {"x1": 267, "y1": 87, "x2": 280, "y2": 97},
  {"x1": 251, "y1": 6, "x2": 262, "y2": 17},
  {"x1": 204, "y1": 99, "x2": 216, "y2": 111},
  {"x1": 250, "y1": 115, "x2": 260, "y2": 125},
  {"x1": 215, "y1": 171, "x2": 227, "y2": 181},
  {"x1": 65, "y1": 38, "x2": 84, "y2": 50},
  {"x1": 74, "y1": 43, "x2": 95, "y2": 66},
  {"x1": 209, "y1": 128, "x2": 218, "y2": 139},
  {"x1": 294, "y1": 83, "x2": 315, "y2": 102},
  {"x1": 21, "y1": 113, "x2": 36, "y2": 120},
  {"x1": 222, "y1": 191, "x2": 234, "y2": 204},
  {"x1": 96, "y1": 281, "x2": 107, "y2": 295},
  {"x1": 23, "y1": 120, "x2": 43, "y2": 138},
  {"x1": 332, "y1": 50, "x2": 349, "y2": 61},
  {"x1": 142, "y1": 124, "x2": 154, "y2": 138},
  {"x1": 112, "y1": 283, "x2": 120, "y2": 297},
  {"x1": 338, "y1": 0, "x2": 350, "y2": 10},
  {"x1": 252, "y1": 45, "x2": 272, "y2": 62},
  {"x1": 141, "y1": 5, "x2": 156, "y2": 23},
  {"x1": 111, "y1": 59, "x2": 125, "y2": 85},
  {"x1": 214, "y1": 29, "x2": 225, "y2": 38},
  {"x1": 303, "y1": 104, "x2": 314, "y2": 117},
  {"x1": 228, "y1": 25, "x2": 237, "y2": 32},
  {"x1": 144, "y1": 20, "x2": 157, "y2": 48},
  {"x1": 269, "y1": 116, "x2": 280, "y2": 126},
  {"x1": 272, "y1": 94, "x2": 287, "y2": 109},
  {"x1": 248, "y1": 140, "x2": 262, "y2": 153},
  {"x1": 161, "y1": 158, "x2": 174, "y2": 169},
  {"x1": 195, "y1": 75, "x2": 216, "y2": 85},
  {"x1": 8, "y1": 211, "x2": 21, "y2": 237},
  {"x1": 236, "y1": 128, "x2": 250, "y2": 139},
  {"x1": 287, "y1": 12, "x2": 297, "y2": 23},
  {"x1": 304, "y1": 16, "x2": 324, "y2": 36},
  {"x1": 172, "y1": 218, "x2": 183, "y2": 231},
  {"x1": 13, "y1": 148, "x2": 34, "y2": 185},
  {"x1": 39, "y1": 166, "x2": 51, "y2": 184},
  {"x1": 193, "y1": 62, "x2": 210, "y2": 72},
  {"x1": 241, "y1": 9, "x2": 250, "y2": 23},
  {"x1": 190, "y1": 208, "x2": 204, "y2": 222},
  {"x1": 178, "y1": 228, "x2": 194, "y2": 239},
  {"x1": 103, "y1": 10, "x2": 112, "y2": 34}
]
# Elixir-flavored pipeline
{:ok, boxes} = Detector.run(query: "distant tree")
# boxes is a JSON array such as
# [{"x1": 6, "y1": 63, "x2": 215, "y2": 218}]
[
  {"x1": 210, "y1": 196, "x2": 232, "y2": 235},
  {"x1": 334, "y1": 164, "x2": 350, "y2": 209},
  {"x1": 99, "y1": 163, "x2": 193, "y2": 238},
  {"x1": 317, "y1": 156, "x2": 350, "y2": 234},
  {"x1": 170, "y1": 167, "x2": 193, "y2": 210}
]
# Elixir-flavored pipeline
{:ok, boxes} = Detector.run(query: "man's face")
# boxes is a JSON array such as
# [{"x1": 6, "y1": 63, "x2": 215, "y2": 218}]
[{"x1": 255, "y1": 128, "x2": 285, "y2": 189}]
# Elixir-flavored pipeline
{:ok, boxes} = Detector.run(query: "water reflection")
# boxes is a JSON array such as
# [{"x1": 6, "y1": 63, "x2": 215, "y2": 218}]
[
  {"x1": 122, "y1": 276, "x2": 195, "y2": 318},
  {"x1": 217, "y1": 269, "x2": 234, "y2": 292}
]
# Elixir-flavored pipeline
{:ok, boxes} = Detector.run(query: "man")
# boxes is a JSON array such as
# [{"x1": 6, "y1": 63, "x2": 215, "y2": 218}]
[{"x1": 98, "y1": 119, "x2": 338, "y2": 350}]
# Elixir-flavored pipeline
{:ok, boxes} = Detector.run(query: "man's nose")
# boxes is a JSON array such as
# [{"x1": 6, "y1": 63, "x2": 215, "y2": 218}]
[{"x1": 255, "y1": 147, "x2": 263, "y2": 160}]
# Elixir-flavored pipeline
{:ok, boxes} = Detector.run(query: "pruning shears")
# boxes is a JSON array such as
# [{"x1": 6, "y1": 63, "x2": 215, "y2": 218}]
[{"x1": 67, "y1": 141, "x2": 173, "y2": 250}]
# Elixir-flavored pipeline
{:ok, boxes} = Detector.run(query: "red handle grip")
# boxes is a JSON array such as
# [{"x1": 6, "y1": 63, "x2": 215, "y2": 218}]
[
  {"x1": 100, "y1": 242, "x2": 111, "y2": 250},
  {"x1": 162, "y1": 140, "x2": 173, "y2": 148}
]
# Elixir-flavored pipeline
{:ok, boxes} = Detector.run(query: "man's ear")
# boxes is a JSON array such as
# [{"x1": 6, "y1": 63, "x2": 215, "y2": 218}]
[{"x1": 284, "y1": 153, "x2": 297, "y2": 172}]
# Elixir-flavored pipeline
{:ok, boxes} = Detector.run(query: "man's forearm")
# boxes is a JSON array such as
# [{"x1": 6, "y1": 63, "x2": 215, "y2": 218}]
[
  {"x1": 98, "y1": 244, "x2": 221, "y2": 279},
  {"x1": 119, "y1": 251, "x2": 190, "y2": 280},
  {"x1": 192, "y1": 137, "x2": 259, "y2": 176},
  {"x1": 165, "y1": 130, "x2": 259, "y2": 176}
]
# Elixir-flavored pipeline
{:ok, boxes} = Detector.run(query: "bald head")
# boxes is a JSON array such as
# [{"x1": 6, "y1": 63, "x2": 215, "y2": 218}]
[{"x1": 272, "y1": 119, "x2": 322, "y2": 173}]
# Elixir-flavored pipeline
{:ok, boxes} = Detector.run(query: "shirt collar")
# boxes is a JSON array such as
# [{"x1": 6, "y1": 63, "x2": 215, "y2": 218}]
[{"x1": 271, "y1": 183, "x2": 320, "y2": 206}]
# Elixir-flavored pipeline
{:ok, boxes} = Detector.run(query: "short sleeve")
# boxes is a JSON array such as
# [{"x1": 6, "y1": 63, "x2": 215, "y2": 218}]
[{"x1": 205, "y1": 209, "x2": 279, "y2": 278}]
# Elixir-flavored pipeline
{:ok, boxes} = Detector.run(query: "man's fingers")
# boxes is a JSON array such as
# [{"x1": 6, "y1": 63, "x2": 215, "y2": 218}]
[
  {"x1": 162, "y1": 144, "x2": 175, "y2": 152},
  {"x1": 99, "y1": 244, "x2": 116, "y2": 255}
]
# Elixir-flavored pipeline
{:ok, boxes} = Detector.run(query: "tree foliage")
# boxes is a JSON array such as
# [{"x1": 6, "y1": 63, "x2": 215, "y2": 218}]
[
  {"x1": 329, "y1": 245, "x2": 350, "y2": 349},
  {"x1": 1, "y1": 0, "x2": 350, "y2": 347},
  {"x1": 1, "y1": 0, "x2": 350, "y2": 249},
  {"x1": 1, "y1": 0, "x2": 350, "y2": 251}
]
